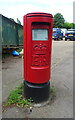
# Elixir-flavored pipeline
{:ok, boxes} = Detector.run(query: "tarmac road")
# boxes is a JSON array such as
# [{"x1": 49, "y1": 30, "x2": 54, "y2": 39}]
[{"x1": 2, "y1": 41, "x2": 73, "y2": 118}]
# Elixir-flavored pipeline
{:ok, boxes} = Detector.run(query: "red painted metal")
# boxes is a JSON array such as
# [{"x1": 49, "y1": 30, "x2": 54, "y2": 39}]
[{"x1": 23, "y1": 12, "x2": 53, "y2": 84}]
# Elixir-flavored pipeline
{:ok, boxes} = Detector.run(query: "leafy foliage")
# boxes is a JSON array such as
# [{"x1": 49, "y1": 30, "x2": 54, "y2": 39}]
[
  {"x1": 63, "y1": 22, "x2": 75, "y2": 29},
  {"x1": 53, "y1": 13, "x2": 75, "y2": 29},
  {"x1": 4, "y1": 83, "x2": 33, "y2": 108},
  {"x1": 53, "y1": 13, "x2": 65, "y2": 28}
]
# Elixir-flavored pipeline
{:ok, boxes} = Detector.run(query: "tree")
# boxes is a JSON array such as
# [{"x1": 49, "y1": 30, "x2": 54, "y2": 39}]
[
  {"x1": 17, "y1": 18, "x2": 21, "y2": 25},
  {"x1": 53, "y1": 13, "x2": 65, "y2": 28},
  {"x1": 63, "y1": 23, "x2": 72, "y2": 29},
  {"x1": 63, "y1": 23, "x2": 75, "y2": 29}
]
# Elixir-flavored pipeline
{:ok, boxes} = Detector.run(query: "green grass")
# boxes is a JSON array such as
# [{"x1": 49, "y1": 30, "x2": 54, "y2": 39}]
[
  {"x1": 4, "y1": 83, "x2": 33, "y2": 108},
  {"x1": 4, "y1": 83, "x2": 56, "y2": 108},
  {"x1": 50, "y1": 85, "x2": 56, "y2": 97},
  {"x1": 16, "y1": 48, "x2": 22, "y2": 53}
]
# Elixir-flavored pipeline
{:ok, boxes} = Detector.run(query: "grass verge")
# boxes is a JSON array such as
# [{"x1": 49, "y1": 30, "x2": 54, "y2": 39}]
[
  {"x1": 3, "y1": 83, "x2": 56, "y2": 109},
  {"x1": 3, "y1": 83, "x2": 33, "y2": 108},
  {"x1": 50, "y1": 85, "x2": 56, "y2": 97}
]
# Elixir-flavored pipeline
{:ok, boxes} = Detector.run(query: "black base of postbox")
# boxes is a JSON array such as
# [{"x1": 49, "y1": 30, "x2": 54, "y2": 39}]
[{"x1": 24, "y1": 80, "x2": 50, "y2": 103}]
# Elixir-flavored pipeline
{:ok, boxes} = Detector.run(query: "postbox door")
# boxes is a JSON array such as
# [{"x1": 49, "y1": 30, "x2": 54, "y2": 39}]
[{"x1": 25, "y1": 16, "x2": 53, "y2": 84}]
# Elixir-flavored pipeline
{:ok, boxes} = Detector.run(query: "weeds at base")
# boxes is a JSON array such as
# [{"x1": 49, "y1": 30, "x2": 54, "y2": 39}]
[
  {"x1": 3, "y1": 83, "x2": 56, "y2": 110},
  {"x1": 3, "y1": 83, "x2": 33, "y2": 110}
]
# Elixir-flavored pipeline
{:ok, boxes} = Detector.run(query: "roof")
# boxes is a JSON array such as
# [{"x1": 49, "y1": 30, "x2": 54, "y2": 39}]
[{"x1": 24, "y1": 12, "x2": 53, "y2": 18}]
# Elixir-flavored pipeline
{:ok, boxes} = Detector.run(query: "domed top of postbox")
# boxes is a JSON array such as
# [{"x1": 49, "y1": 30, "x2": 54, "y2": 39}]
[{"x1": 25, "y1": 12, "x2": 53, "y2": 18}]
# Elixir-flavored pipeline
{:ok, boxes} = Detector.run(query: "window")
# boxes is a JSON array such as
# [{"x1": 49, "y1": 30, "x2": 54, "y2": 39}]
[{"x1": 32, "y1": 29, "x2": 48, "y2": 41}]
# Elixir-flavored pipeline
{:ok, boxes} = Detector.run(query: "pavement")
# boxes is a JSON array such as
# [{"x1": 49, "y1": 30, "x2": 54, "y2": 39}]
[
  {"x1": 2, "y1": 41, "x2": 73, "y2": 119},
  {"x1": 2, "y1": 56, "x2": 23, "y2": 102}
]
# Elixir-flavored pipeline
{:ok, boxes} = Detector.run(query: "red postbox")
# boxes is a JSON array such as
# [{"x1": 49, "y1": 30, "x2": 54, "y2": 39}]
[{"x1": 23, "y1": 12, "x2": 53, "y2": 102}]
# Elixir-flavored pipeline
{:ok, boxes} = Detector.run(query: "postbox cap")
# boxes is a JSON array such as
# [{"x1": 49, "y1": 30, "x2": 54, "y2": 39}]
[{"x1": 25, "y1": 12, "x2": 53, "y2": 18}]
